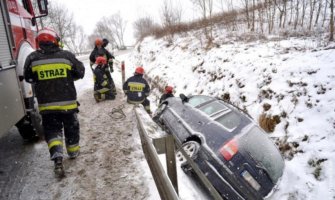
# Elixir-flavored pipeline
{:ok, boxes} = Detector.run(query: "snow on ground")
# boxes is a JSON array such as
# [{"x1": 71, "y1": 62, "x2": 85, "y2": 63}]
[
  {"x1": 0, "y1": 55, "x2": 160, "y2": 200},
  {"x1": 71, "y1": 56, "x2": 157, "y2": 200},
  {"x1": 2, "y1": 35, "x2": 333, "y2": 199},
  {"x1": 120, "y1": 31, "x2": 335, "y2": 199}
]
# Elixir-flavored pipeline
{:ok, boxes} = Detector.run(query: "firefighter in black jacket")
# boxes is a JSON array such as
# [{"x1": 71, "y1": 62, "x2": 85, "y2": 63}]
[
  {"x1": 89, "y1": 38, "x2": 116, "y2": 95},
  {"x1": 93, "y1": 56, "x2": 115, "y2": 102},
  {"x1": 24, "y1": 28, "x2": 85, "y2": 177},
  {"x1": 123, "y1": 67, "x2": 151, "y2": 113},
  {"x1": 159, "y1": 86, "x2": 174, "y2": 104}
]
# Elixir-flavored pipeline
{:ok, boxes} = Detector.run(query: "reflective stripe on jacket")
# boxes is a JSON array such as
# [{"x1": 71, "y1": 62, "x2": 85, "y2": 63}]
[
  {"x1": 38, "y1": 100, "x2": 78, "y2": 112},
  {"x1": 24, "y1": 46, "x2": 85, "y2": 114}
]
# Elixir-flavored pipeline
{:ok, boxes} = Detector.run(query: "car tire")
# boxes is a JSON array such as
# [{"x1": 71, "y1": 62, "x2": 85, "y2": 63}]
[{"x1": 176, "y1": 141, "x2": 200, "y2": 174}]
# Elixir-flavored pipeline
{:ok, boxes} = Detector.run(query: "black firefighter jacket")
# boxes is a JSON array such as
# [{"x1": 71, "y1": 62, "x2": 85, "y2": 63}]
[
  {"x1": 93, "y1": 66, "x2": 112, "y2": 93},
  {"x1": 24, "y1": 44, "x2": 85, "y2": 114},
  {"x1": 89, "y1": 47, "x2": 114, "y2": 65},
  {"x1": 123, "y1": 74, "x2": 150, "y2": 104},
  {"x1": 89, "y1": 47, "x2": 115, "y2": 73}
]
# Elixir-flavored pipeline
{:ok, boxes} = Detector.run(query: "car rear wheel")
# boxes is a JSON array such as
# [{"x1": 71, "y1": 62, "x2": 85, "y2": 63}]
[{"x1": 176, "y1": 141, "x2": 200, "y2": 174}]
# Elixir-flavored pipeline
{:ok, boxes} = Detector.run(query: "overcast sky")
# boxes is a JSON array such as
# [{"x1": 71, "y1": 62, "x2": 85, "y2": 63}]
[{"x1": 53, "y1": 0, "x2": 197, "y2": 45}]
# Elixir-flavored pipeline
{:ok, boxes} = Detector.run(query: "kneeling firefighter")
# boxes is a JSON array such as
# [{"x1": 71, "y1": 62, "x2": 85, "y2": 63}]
[
  {"x1": 123, "y1": 66, "x2": 151, "y2": 113},
  {"x1": 93, "y1": 56, "x2": 116, "y2": 102}
]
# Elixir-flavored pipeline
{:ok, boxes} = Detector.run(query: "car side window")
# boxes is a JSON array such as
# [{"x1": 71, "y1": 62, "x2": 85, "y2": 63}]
[
  {"x1": 188, "y1": 96, "x2": 213, "y2": 107},
  {"x1": 215, "y1": 111, "x2": 241, "y2": 131}
]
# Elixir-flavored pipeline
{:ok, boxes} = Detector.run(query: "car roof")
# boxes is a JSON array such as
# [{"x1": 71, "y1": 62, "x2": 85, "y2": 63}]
[{"x1": 167, "y1": 94, "x2": 252, "y2": 132}]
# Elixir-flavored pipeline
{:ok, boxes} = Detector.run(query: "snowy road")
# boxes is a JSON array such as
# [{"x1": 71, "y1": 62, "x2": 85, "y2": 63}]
[
  {"x1": 0, "y1": 51, "x2": 216, "y2": 200},
  {"x1": 0, "y1": 53, "x2": 156, "y2": 200},
  {"x1": 0, "y1": 88, "x2": 153, "y2": 200}
]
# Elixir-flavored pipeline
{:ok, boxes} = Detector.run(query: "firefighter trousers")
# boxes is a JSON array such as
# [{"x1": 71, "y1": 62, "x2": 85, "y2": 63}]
[
  {"x1": 41, "y1": 112, "x2": 80, "y2": 160},
  {"x1": 127, "y1": 98, "x2": 151, "y2": 114}
]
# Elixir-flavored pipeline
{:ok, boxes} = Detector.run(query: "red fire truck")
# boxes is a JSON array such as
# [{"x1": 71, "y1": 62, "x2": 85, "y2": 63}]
[{"x1": 0, "y1": 0, "x2": 48, "y2": 140}]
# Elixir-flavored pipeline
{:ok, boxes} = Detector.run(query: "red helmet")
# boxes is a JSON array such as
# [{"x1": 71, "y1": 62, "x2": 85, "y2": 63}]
[
  {"x1": 96, "y1": 56, "x2": 107, "y2": 65},
  {"x1": 95, "y1": 38, "x2": 103, "y2": 46},
  {"x1": 135, "y1": 67, "x2": 144, "y2": 75},
  {"x1": 36, "y1": 28, "x2": 60, "y2": 46},
  {"x1": 165, "y1": 86, "x2": 173, "y2": 94}
]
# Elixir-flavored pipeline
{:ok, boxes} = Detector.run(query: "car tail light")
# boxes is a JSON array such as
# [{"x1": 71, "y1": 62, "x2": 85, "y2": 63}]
[
  {"x1": 241, "y1": 170, "x2": 261, "y2": 191},
  {"x1": 219, "y1": 139, "x2": 238, "y2": 161}
]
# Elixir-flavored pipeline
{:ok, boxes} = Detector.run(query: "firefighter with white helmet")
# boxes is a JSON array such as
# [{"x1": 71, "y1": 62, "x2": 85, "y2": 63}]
[
  {"x1": 24, "y1": 28, "x2": 85, "y2": 178},
  {"x1": 123, "y1": 67, "x2": 151, "y2": 113}
]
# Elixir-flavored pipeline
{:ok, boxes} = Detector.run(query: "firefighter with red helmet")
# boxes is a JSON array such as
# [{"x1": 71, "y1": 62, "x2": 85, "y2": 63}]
[
  {"x1": 93, "y1": 56, "x2": 115, "y2": 102},
  {"x1": 89, "y1": 38, "x2": 115, "y2": 71},
  {"x1": 159, "y1": 85, "x2": 174, "y2": 104},
  {"x1": 89, "y1": 38, "x2": 116, "y2": 95},
  {"x1": 24, "y1": 28, "x2": 85, "y2": 178},
  {"x1": 123, "y1": 67, "x2": 151, "y2": 113}
]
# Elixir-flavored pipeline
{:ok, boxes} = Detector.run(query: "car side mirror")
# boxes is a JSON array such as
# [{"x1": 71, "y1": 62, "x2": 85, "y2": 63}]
[{"x1": 179, "y1": 94, "x2": 189, "y2": 103}]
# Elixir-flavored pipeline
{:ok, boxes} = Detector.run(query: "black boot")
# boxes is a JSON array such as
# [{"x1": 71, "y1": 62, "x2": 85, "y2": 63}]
[{"x1": 54, "y1": 157, "x2": 65, "y2": 178}]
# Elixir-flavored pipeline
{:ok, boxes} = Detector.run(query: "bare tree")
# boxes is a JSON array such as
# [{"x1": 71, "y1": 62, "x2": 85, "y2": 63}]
[
  {"x1": 40, "y1": 1, "x2": 88, "y2": 53},
  {"x1": 65, "y1": 26, "x2": 88, "y2": 54},
  {"x1": 258, "y1": 0, "x2": 265, "y2": 33},
  {"x1": 94, "y1": 17, "x2": 117, "y2": 48},
  {"x1": 314, "y1": 0, "x2": 323, "y2": 26},
  {"x1": 288, "y1": 0, "x2": 293, "y2": 26},
  {"x1": 42, "y1": 2, "x2": 74, "y2": 43},
  {"x1": 221, "y1": 0, "x2": 239, "y2": 30},
  {"x1": 330, "y1": 0, "x2": 334, "y2": 41},
  {"x1": 275, "y1": 0, "x2": 288, "y2": 28},
  {"x1": 240, "y1": 0, "x2": 251, "y2": 29},
  {"x1": 133, "y1": 16, "x2": 156, "y2": 42},
  {"x1": 322, "y1": 0, "x2": 329, "y2": 27},
  {"x1": 251, "y1": 0, "x2": 255, "y2": 31},
  {"x1": 93, "y1": 13, "x2": 127, "y2": 49},
  {"x1": 161, "y1": 0, "x2": 182, "y2": 26},
  {"x1": 190, "y1": 0, "x2": 214, "y2": 42},
  {"x1": 308, "y1": 0, "x2": 317, "y2": 30},
  {"x1": 109, "y1": 12, "x2": 127, "y2": 48},
  {"x1": 301, "y1": 0, "x2": 307, "y2": 27},
  {"x1": 191, "y1": 0, "x2": 208, "y2": 19},
  {"x1": 294, "y1": 0, "x2": 300, "y2": 30},
  {"x1": 160, "y1": 0, "x2": 183, "y2": 43},
  {"x1": 264, "y1": 0, "x2": 276, "y2": 33}
]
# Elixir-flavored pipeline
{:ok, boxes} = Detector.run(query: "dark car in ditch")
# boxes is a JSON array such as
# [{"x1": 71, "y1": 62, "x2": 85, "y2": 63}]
[{"x1": 153, "y1": 94, "x2": 285, "y2": 200}]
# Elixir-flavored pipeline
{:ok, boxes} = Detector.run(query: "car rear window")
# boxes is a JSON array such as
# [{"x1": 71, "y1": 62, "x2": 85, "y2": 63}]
[
  {"x1": 188, "y1": 96, "x2": 213, "y2": 107},
  {"x1": 239, "y1": 126, "x2": 284, "y2": 184},
  {"x1": 215, "y1": 111, "x2": 241, "y2": 131}
]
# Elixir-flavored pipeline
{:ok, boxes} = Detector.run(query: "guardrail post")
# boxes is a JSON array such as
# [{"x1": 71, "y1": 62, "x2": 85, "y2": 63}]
[
  {"x1": 121, "y1": 61, "x2": 125, "y2": 85},
  {"x1": 165, "y1": 134, "x2": 178, "y2": 194}
]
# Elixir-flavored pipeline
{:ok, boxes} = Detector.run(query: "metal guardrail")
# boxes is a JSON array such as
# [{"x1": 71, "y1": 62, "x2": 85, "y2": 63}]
[
  {"x1": 134, "y1": 107, "x2": 180, "y2": 200},
  {"x1": 134, "y1": 106, "x2": 225, "y2": 200}
]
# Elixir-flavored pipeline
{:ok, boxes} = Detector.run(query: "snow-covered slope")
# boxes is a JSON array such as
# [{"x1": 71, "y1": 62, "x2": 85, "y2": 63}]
[{"x1": 125, "y1": 32, "x2": 335, "y2": 199}]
